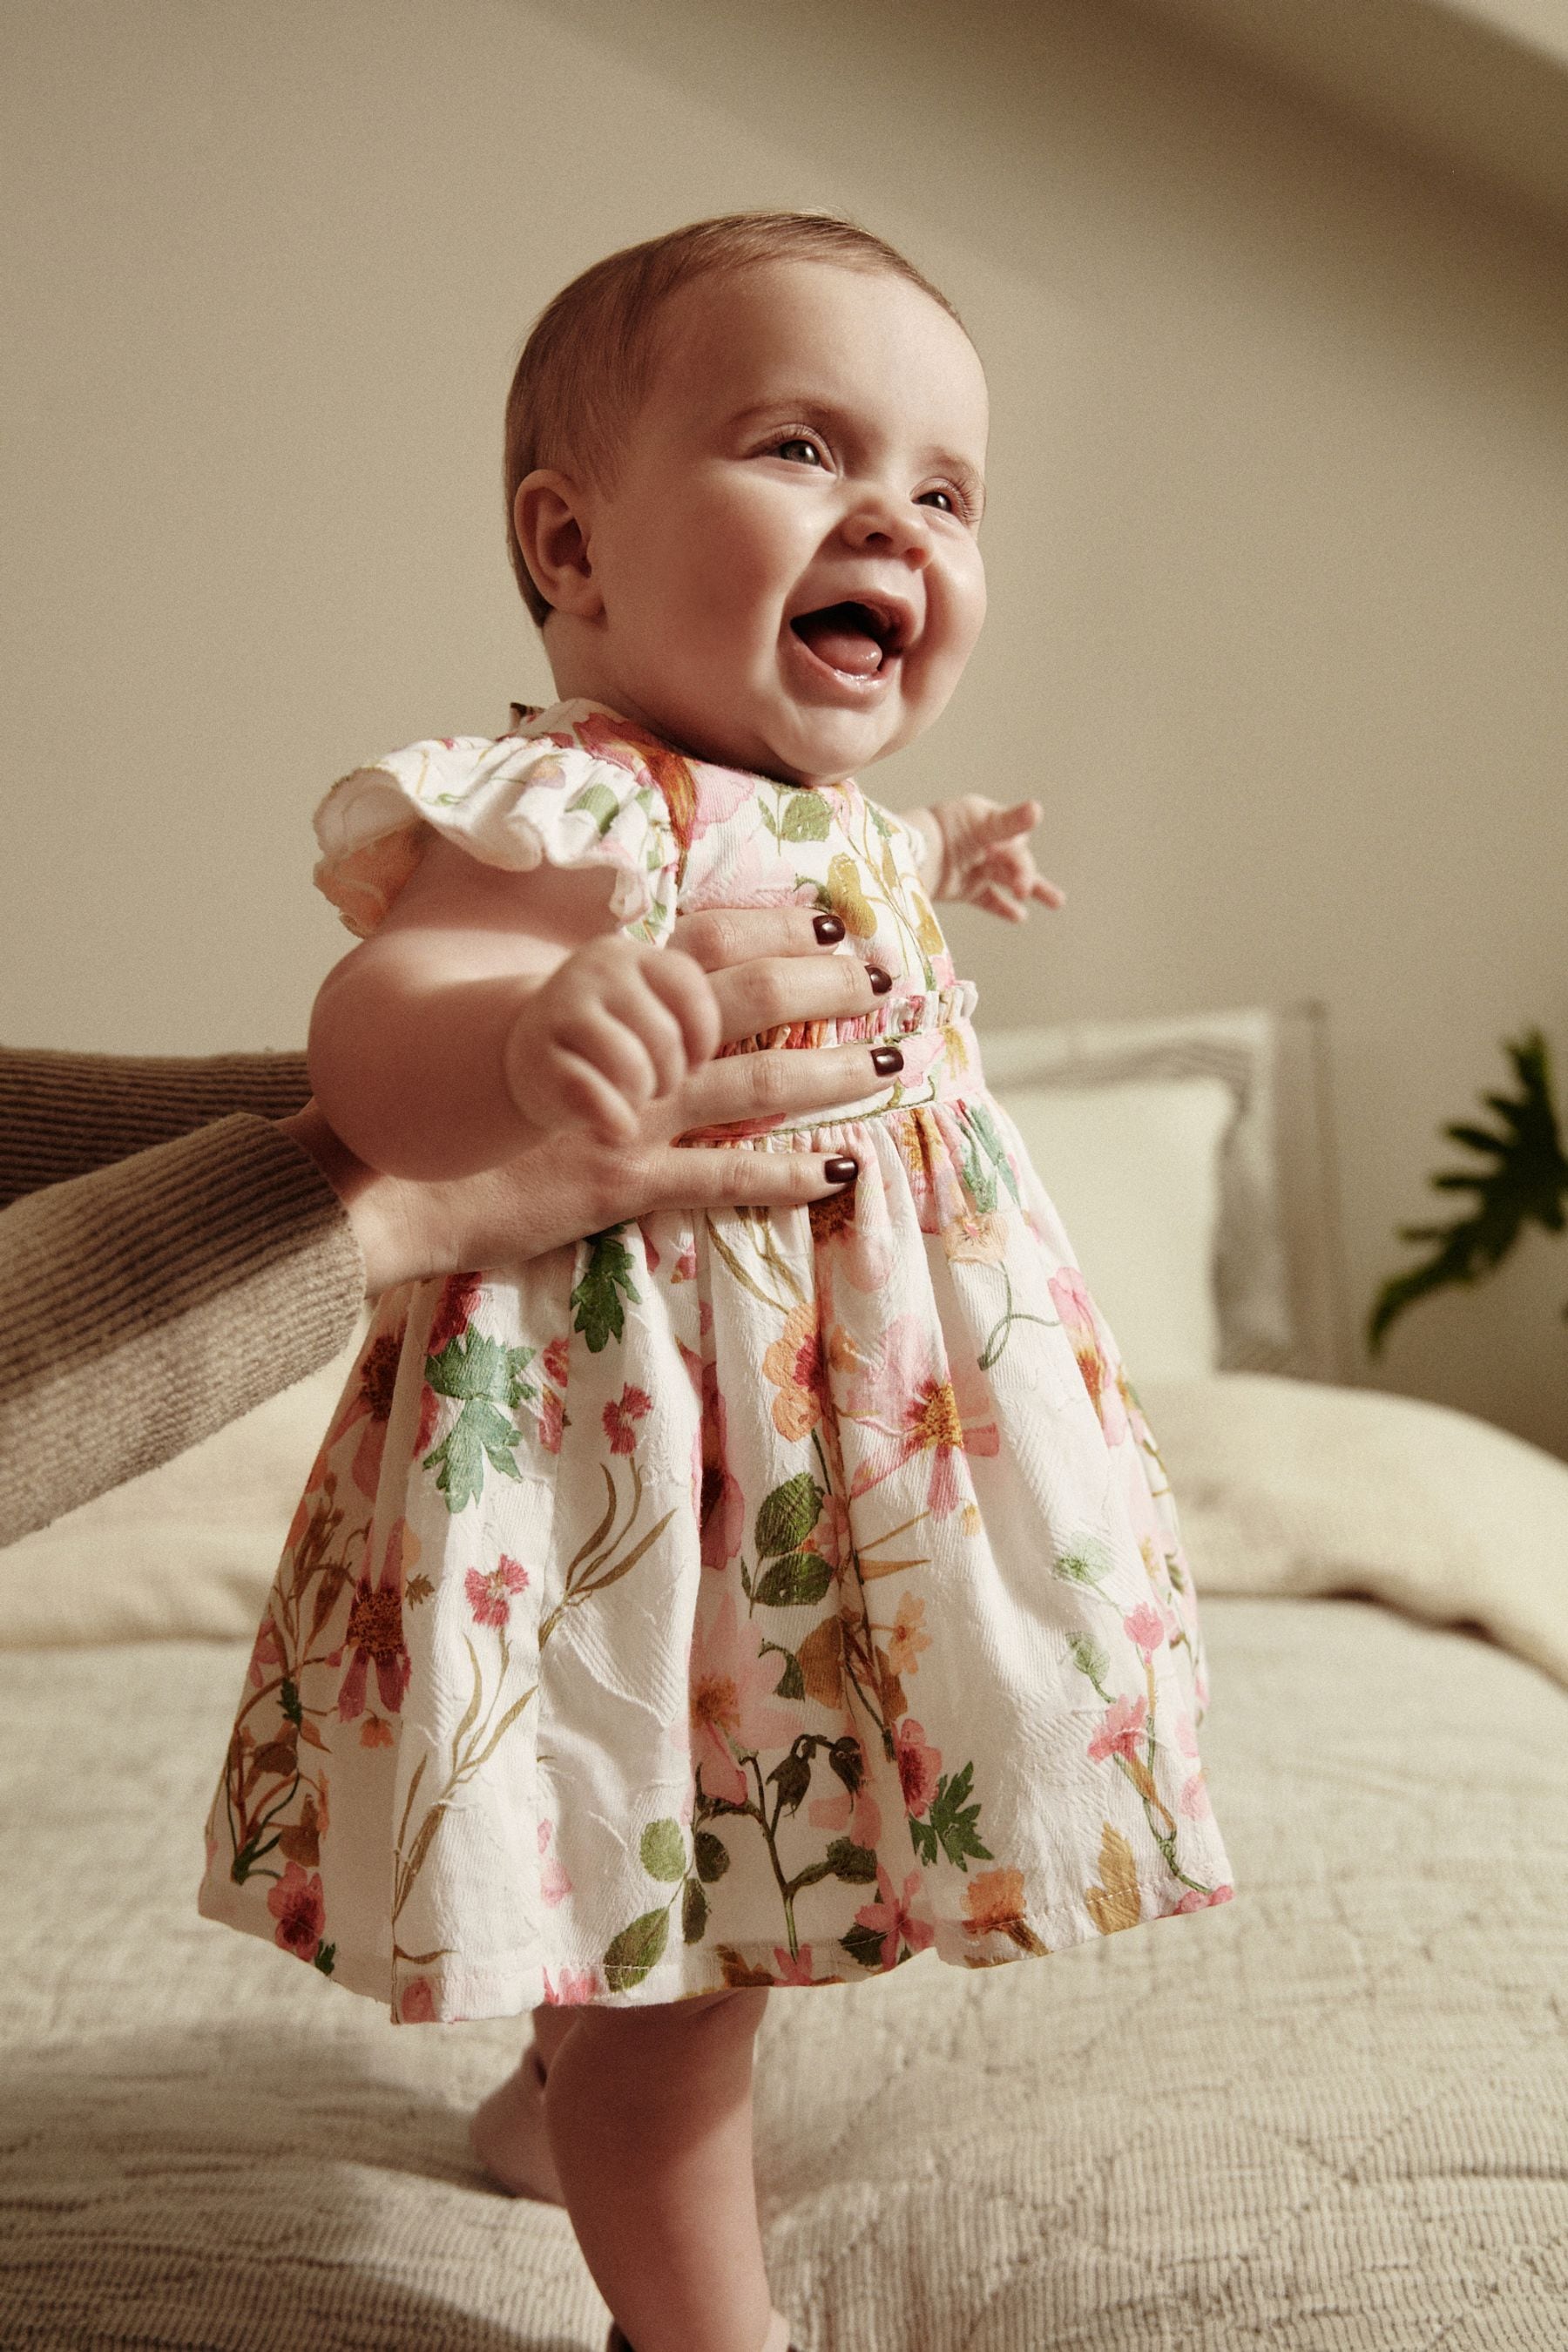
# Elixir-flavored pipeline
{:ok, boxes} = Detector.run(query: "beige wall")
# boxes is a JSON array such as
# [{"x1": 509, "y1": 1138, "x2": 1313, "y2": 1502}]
[{"x1": 4, "y1": 0, "x2": 1566, "y2": 1456}]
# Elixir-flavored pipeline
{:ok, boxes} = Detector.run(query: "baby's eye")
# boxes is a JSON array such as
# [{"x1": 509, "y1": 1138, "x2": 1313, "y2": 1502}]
[
  {"x1": 919, "y1": 487, "x2": 959, "y2": 514},
  {"x1": 776, "y1": 436, "x2": 824, "y2": 467}
]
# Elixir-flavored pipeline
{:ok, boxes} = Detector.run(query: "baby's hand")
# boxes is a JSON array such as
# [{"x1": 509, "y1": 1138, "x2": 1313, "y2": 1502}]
[
  {"x1": 503, "y1": 936, "x2": 723, "y2": 1146},
  {"x1": 919, "y1": 796, "x2": 1067, "y2": 924}
]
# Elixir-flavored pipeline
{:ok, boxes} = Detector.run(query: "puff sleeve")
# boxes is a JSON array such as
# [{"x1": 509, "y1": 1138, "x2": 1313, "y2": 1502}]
[{"x1": 311, "y1": 728, "x2": 681, "y2": 944}]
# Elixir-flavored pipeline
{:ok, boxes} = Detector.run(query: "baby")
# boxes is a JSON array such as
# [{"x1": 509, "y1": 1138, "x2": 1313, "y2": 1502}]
[{"x1": 199, "y1": 212, "x2": 1234, "y2": 2352}]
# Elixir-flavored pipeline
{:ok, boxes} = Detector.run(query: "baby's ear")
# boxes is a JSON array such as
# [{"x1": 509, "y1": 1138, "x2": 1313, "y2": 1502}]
[{"x1": 514, "y1": 470, "x2": 601, "y2": 620}]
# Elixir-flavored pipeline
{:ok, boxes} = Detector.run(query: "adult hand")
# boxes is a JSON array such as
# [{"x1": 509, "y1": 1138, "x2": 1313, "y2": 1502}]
[{"x1": 282, "y1": 905, "x2": 897, "y2": 1293}]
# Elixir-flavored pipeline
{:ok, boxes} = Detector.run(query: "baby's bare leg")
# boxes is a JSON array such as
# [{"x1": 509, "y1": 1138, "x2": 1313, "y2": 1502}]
[
  {"x1": 543, "y1": 1986, "x2": 774, "y2": 2352},
  {"x1": 531, "y1": 1998, "x2": 578, "y2": 2078}
]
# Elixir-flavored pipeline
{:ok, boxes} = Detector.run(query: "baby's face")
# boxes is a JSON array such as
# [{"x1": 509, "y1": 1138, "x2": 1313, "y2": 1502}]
[{"x1": 564, "y1": 259, "x2": 989, "y2": 787}]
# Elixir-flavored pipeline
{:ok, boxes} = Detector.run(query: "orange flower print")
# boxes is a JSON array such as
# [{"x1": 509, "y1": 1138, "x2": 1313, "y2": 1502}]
[
  {"x1": 267, "y1": 1859, "x2": 326, "y2": 1961},
  {"x1": 760, "y1": 1301, "x2": 827, "y2": 1441},
  {"x1": 334, "y1": 1519, "x2": 412, "y2": 1722},
  {"x1": 941, "y1": 1209, "x2": 1007, "y2": 1264},
  {"x1": 885, "y1": 1593, "x2": 931, "y2": 1679},
  {"x1": 961, "y1": 1867, "x2": 1030, "y2": 1941},
  {"x1": 399, "y1": 1977, "x2": 436, "y2": 2023},
  {"x1": 688, "y1": 1587, "x2": 801, "y2": 1807},
  {"x1": 603, "y1": 1384, "x2": 652, "y2": 1455},
  {"x1": 893, "y1": 1717, "x2": 943, "y2": 1816},
  {"x1": 537, "y1": 1389, "x2": 564, "y2": 1454},
  {"x1": 854, "y1": 1863, "x2": 935, "y2": 1970},
  {"x1": 841, "y1": 1314, "x2": 1000, "y2": 1517},
  {"x1": 1048, "y1": 1266, "x2": 1129, "y2": 1446},
  {"x1": 359, "y1": 1713, "x2": 395, "y2": 1750},
  {"x1": 465, "y1": 1555, "x2": 530, "y2": 1628},
  {"x1": 1087, "y1": 1692, "x2": 1149, "y2": 1765},
  {"x1": 247, "y1": 1616, "x2": 283, "y2": 1690}
]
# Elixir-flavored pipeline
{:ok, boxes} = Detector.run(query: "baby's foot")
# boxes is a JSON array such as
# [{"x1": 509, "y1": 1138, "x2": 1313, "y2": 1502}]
[{"x1": 469, "y1": 2039, "x2": 565, "y2": 2204}]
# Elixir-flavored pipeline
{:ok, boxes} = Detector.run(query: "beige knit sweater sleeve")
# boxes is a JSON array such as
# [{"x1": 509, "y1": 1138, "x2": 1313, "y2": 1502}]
[{"x1": 0, "y1": 1048, "x2": 366, "y2": 1546}]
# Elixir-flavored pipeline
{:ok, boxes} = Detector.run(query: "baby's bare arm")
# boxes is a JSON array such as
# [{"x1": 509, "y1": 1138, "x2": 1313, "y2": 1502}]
[{"x1": 308, "y1": 837, "x2": 720, "y2": 1181}]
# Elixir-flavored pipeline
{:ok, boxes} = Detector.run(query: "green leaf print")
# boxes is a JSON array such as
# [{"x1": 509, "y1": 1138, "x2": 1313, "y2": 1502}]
[
  {"x1": 604, "y1": 1906, "x2": 671, "y2": 1991},
  {"x1": 682, "y1": 1877, "x2": 708, "y2": 1944},
  {"x1": 840, "y1": 1920, "x2": 889, "y2": 1973},
  {"x1": 279, "y1": 1678, "x2": 303, "y2": 1728},
  {"x1": 693, "y1": 1830, "x2": 731, "y2": 1884},
  {"x1": 422, "y1": 1396, "x2": 525, "y2": 1515},
  {"x1": 773, "y1": 1650, "x2": 806, "y2": 1701},
  {"x1": 421, "y1": 1332, "x2": 537, "y2": 1512},
  {"x1": 909, "y1": 1760, "x2": 995, "y2": 1873},
  {"x1": 825, "y1": 1836, "x2": 879, "y2": 1884},
  {"x1": 571, "y1": 1228, "x2": 641, "y2": 1352},
  {"x1": 426, "y1": 1330, "x2": 537, "y2": 1408},
  {"x1": 754, "y1": 1551, "x2": 835, "y2": 1609},
  {"x1": 568, "y1": 777, "x2": 623, "y2": 836},
  {"x1": 828, "y1": 1734, "x2": 865, "y2": 1794},
  {"x1": 314, "y1": 1942, "x2": 337, "y2": 1977},
  {"x1": 1069, "y1": 1632, "x2": 1112, "y2": 1686},
  {"x1": 965, "y1": 1101, "x2": 1022, "y2": 1203},
  {"x1": 1054, "y1": 1537, "x2": 1114, "y2": 1590},
  {"x1": 755, "y1": 1473, "x2": 822, "y2": 1559},
  {"x1": 639, "y1": 1818, "x2": 686, "y2": 1883},
  {"x1": 780, "y1": 790, "x2": 831, "y2": 841}
]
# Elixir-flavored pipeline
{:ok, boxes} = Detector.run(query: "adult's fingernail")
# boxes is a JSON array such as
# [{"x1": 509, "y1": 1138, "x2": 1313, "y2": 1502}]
[
  {"x1": 868, "y1": 966, "x2": 893, "y2": 995},
  {"x1": 822, "y1": 1156, "x2": 859, "y2": 1186},
  {"x1": 871, "y1": 1045, "x2": 904, "y2": 1075},
  {"x1": 814, "y1": 912, "x2": 846, "y2": 943}
]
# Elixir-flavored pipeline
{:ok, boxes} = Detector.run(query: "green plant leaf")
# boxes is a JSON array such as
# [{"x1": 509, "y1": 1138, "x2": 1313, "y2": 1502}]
[
  {"x1": 682, "y1": 1876, "x2": 708, "y2": 1944},
  {"x1": 780, "y1": 790, "x2": 830, "y2": 841},
  {"x1": 603, "y1": 1906, "x2": 670, "y2": 1991},
  {"x1": 639, "y1": 1818, "x2": 686, "y2": 1883},
  {"x1": 839, "y1": 1919, "x2": 888, "y2": 1972},
  {"x1": 754, "y1": 1474, "x2": 822, "y2": 1559},
  {"x1": 753, "y1": 1551, "x2": 834, "y2": 1609},
  {"x1": 1368, "y1": 1029, "x2": 1568, "y2": 1355},
  {"x1": 693, "y1": 1829, "x2": 731, "y2": 1883}
]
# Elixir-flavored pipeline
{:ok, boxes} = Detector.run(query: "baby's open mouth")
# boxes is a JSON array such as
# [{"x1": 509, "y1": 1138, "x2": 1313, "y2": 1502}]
[{"x1": 789, "y1": 601, "x2": 904, "y2": 679}]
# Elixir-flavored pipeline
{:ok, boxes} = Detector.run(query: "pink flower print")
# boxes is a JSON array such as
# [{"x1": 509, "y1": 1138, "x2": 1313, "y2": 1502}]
[
  {"x1": 1176, "y1": 1883, "x2": 1234, "y2": 1912},
  {"x1": 399, "y1": 1976, "x2": 437, "y2": 2023},
  {"x1": 603, "y1": 1384, "x2": 652, "y2": 1456},
  {"x1": 542, "y1": 1964, "x2": 600, "y2": 2005},
  {"x1": 1175, "y1": 1712, "x2": 1200, "y2": 1761},
  {"x1": 247, "y1": 1616, "x2": 283, "y2": 1690},
  {"x1": 267, "y1": 1860, "x2": 326, "y2": 1962},
  {"x1": 1087, "y1": 1692, "x2": 1149, "y2": 1765},
  {"x1": 336, "y1": 1520, "x2": 412, "y2": 1722},
  {"x1": 543, "y1": 1335, "x2": 571, "y2": 1389},
  {"x1": 465, "y1": 1554, "x2": 530, "y2": 1629},
  {"x1": 537, "y1": 1817, "x2": 572, "y2": 1907},
  {"x1": 688, "y1": 1587, "x2": 801, "y2": 1807},
  {"x1": 672, "y1": 1236, "x2": 699, "y2": 1283},
  {"x1": 699, "y1": 1364, "x2": 745, "y2": 1571},
  {"x1": 1179, "y1": 1771, "x2": 1213, "y2": 1820},
  {"x1": 537, "y1": 1388, "x2": 564, "y2": 1454},
  {"x1": 1123, "y1": 1602, "x2": 1165, "y2": 1660},
  {"x1": 854, "y1": 1864, "x2": 935, "y2": 1971},
  {"x1": 841, "y1": 1313, "x2": 1000, "y2": 1517},
  {"x1": 773, "y1": 1943, "x2": 820, "y2": 1986},
  {"x1": 1048, "y1": 1266, "x2": 1129, "y2": 1447},
  {"x1": 322, "y1": 1323, "x2": 407, "y2": 1497},
  {"x1": 893, "y1": 1717, "x2": 943, "y2": 1818},
  {"x1": 427, "y1": 1271, "x2": 483, "y2": 1359}
]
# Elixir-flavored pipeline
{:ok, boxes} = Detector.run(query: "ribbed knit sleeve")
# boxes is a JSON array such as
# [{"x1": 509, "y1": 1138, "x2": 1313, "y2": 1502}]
[
  {"x1": 0, "y1": 1046, "x2": 314, "y2": 1206},
  {"x1": 0, "y1": 1098, "x2": 365, "y2": 1547}
]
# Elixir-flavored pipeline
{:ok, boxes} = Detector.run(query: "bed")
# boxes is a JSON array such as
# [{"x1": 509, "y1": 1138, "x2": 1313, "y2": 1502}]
[{"x1": 2, "y1": 1003, "x2": 1565, "y2": 2350}]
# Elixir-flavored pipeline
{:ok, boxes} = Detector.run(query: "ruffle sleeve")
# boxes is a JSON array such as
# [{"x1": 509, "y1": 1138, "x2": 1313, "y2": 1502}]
[{"x1": 311, "y1": 727, "x2": 680, "y2": 943}]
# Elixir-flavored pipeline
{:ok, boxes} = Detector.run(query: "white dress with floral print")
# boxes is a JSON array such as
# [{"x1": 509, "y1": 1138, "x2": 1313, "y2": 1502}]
[{"x1": 197, "y1": 698, "x2": 1236, "y2": 2022}]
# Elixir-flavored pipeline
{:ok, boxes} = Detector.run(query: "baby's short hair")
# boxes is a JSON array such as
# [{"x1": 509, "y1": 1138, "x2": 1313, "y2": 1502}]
[{"x1": 503, "y1": 209, "x2": 967, "y2": 628}]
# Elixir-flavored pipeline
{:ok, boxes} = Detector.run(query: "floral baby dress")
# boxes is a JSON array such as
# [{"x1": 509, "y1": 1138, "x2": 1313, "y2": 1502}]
[{"x1": 197, "y1": 697, "x2": 1236, "y2": 2023}]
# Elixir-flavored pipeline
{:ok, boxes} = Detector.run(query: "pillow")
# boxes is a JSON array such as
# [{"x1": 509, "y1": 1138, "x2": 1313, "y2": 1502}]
[
  {"x1": 993, "y1": 1074, "x2": 1236, "y2": 1379},
  {"x1": 978, "y1": 1006, "x2": 1340, "y2": 1377},
  {"x1": 1140, "y1": 1370, "x2": 1568, "y2": 1690},
  {"x1": 0, "y1": 1326, "x2": 366, "y2": 1650}
]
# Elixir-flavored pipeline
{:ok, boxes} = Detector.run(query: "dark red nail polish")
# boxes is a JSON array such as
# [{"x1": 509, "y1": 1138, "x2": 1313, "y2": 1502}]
[
  {"x1": 822, "y1": 1156, "x2": 858, "y2": 1186},
  {"x1": 868, "y1": 966, "x2": 893, "y2": 995},
  {"x1": 814, "y1": 912, "x2": 846, "y2": 943},
  {"x1": 871, "y1": 1045, "x2": 904, "y2": 1075}
]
